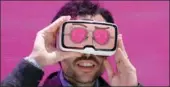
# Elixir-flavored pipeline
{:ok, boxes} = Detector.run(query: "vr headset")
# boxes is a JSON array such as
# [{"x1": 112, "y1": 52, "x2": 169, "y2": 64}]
[{"x1": 58, "y1": 20, "x2": 118, "y2": 56}]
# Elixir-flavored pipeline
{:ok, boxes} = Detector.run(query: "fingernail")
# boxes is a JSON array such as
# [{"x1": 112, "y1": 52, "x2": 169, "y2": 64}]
[
  {"x1": 66, "y1": 16, "x2": 71, "y2": 20},
  {"x1": 119, "y1": 34, "x2": 123, "y2": 39},
  {"x1": 118, "y1": 48, "x2": 121, "y2": 50},
  {"x1": 118, "y1": 34, "x2": 121, "y2": 40},
  {"x1": 119, "y1": 34, "x2": 122, "y2": 37}
]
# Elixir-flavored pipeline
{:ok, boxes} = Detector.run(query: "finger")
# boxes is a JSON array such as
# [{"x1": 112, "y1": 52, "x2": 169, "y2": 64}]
[
  {"x1": 33, "y1": 32, "x2": 46, "y2": 49},
  {"x1": 104, "y1": 59, "x2": 115, "y2": 82},
  {"x1": 42, "y1": 16, "x2": 71, "y2": 33},
  {"x1": 115, "y1": 48, "x2": 124, "y2": 73},
  {"x1": 115, "y1": 48, "x2": 135, "y2": 73},
  {"x1": 117, "y1": 34, "x2": 128, "y2": 57}
]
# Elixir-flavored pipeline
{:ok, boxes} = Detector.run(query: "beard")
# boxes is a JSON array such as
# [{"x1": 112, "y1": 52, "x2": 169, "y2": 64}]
[{"x1": 62, "y1": 54, "x2": 105, "y2": 86}]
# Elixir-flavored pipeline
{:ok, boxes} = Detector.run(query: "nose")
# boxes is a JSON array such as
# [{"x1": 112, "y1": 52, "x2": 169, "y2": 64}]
[{"x1": 86, "y1": 31, "x2": 93, "y2": 45}]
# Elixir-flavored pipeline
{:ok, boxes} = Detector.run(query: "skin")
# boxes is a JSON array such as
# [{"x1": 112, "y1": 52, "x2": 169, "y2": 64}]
[
  {"x1": 60, "y1": 15, "x2": 108, "y2": 86},
  {"x1": 61, "y1": 54, "x2": 106, "y2": 86},
  {"x1": 28, "y1": 15, "x2": 138, "y2": 86}
]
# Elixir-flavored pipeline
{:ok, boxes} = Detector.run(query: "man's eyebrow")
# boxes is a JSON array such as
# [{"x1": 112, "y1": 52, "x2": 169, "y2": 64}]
[
  {"x1": 72, "y1": 23, "x2": 87, "y2": 28},
  {"x1": 95, "y1": 26, "x2": 109, "y2": 29}
]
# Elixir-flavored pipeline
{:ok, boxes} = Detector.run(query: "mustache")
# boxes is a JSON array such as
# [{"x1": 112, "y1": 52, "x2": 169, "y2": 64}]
[{"x1": 73, "y1": 54, "x2": 99, "y2": 65}]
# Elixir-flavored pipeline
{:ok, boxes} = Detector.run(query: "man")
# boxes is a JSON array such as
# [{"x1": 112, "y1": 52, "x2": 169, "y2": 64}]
[{"x1": 1, "y1": 1, "x2": 140, "y2": 87}]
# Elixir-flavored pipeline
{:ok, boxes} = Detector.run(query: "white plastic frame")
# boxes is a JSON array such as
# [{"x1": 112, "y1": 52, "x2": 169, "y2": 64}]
[{"x1": 58, "y1": 20, "x2": 118, "y2": 56}]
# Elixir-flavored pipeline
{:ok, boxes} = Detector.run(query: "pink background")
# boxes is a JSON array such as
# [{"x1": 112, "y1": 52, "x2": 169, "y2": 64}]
[{"x1": 1, "y1": 1, "x2": 169, "y2": 86}]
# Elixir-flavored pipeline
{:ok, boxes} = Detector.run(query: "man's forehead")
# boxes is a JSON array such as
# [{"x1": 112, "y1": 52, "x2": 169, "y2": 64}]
[{"x1": 76, "y1": 15, "x2": 106, "y2": 22}]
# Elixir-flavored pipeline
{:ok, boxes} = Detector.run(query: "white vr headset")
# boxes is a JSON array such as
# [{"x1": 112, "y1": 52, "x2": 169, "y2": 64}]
[{"x1": 58, "y1": 20, "x2": 118, "y2": 56}]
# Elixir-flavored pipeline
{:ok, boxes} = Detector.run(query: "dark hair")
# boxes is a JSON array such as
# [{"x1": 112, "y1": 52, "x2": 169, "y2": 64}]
[{"x1": 52, "y1": 0, "x2": 114, "y2": 23}]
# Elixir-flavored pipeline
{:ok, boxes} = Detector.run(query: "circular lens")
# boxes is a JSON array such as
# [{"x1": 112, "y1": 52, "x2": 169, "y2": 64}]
[
  {"x1": 70, "y1": 28, "x2": 87, "y2": 43},
  {"x1": 93, "y1": 29, "x2": 109, "y2": 45}
]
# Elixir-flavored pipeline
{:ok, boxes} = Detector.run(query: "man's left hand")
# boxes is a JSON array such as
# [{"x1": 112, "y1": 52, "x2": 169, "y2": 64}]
[{"x1": 104, "y1": 34, "x2": 138, "y2": 86}]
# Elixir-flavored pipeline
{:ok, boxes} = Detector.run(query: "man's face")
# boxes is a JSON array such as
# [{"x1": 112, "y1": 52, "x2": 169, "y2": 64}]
[{"x1": 61, "y1": 14, "x2": 107, "y2": 84}]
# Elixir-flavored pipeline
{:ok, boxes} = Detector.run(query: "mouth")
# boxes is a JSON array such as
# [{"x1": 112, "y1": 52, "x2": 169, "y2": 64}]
[{"x1": 76, "y1": 60, "x2": 97, "y2": 73}]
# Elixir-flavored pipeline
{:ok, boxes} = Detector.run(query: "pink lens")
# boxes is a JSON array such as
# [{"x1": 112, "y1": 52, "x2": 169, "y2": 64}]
[
  {"x1": 93, "y1": 29, "x2": 109, "y2": 45},
  {"x1": 70, "y1": 28, "x2": 87, "y2": 43}
]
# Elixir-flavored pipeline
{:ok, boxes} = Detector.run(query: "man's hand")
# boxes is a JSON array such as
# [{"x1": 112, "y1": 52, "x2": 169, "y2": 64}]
[
  {"x1": 104, "y1": 34, "x2": 138, "y2": 86},
  {"x1": 28, "y1": 16, "x2": 81, "y2": 67}
]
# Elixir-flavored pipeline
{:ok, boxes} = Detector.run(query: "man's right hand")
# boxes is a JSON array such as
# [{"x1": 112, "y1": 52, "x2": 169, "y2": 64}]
[{"x1": 28, "y1": 16, "x2": 82, "y2": 68}]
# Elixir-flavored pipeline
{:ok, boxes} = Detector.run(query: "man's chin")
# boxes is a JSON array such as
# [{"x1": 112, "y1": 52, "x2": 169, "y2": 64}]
[
  {"x1": 75, "y1": 74, "x2": 94, "y2": 82},
  {"x1": 76, "y1": 78, "x2": 95, "y2": 84},
  {"x1": 74, "y1": 75, "x2": 96, "y2": 84}
]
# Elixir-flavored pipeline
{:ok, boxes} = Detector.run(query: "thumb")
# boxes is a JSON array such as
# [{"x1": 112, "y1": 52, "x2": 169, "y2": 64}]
[
  {"x1": 43, "y1": 16, "x2": 71, "y2": 33},
  {"x1": 104, "y1": 59, "x2": 115, "y2": 83}
]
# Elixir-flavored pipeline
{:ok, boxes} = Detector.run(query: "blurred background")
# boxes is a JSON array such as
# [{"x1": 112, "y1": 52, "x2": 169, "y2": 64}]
[{"x1": 1, "y1": 1, "x2": 169, "y2": 86}]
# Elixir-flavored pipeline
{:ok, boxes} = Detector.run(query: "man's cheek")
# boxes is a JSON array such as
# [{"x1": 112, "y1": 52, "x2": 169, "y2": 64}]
[
  {"x1": 97, "y1": 58, "x2": 106, "y2": 65},
  {"x1": 61, "y1": 58, "x2": 75, "y2": 68},
  {"x1": 98, "y1": 61, "x2": 105, "y2": 72},
  {"x1": 61, "y1": 60, "x2": 71, "y2": 70}
]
